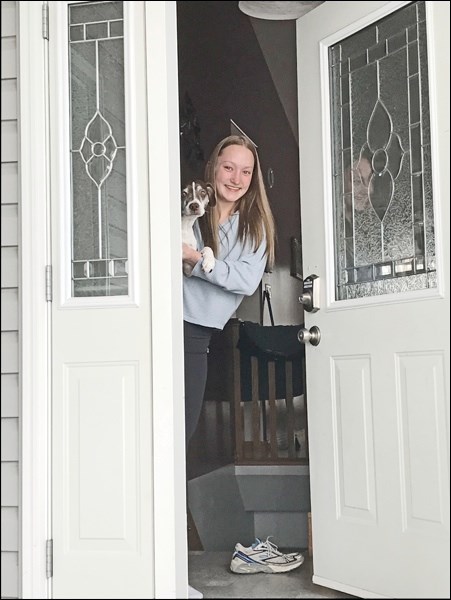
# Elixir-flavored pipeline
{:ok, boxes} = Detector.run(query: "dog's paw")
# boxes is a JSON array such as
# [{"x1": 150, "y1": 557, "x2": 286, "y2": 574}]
[{"x1": 201, "y1": 247, "x2": 215, "y2": 273}]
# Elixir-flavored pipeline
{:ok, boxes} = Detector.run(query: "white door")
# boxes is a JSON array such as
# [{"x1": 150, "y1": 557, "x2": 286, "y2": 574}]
[
  {"x1": 48, "y1": 2, "x2": 186, "y2": 598},
  {"x1": 297, "y1": 2, "x2": 449, "y2": 598}
]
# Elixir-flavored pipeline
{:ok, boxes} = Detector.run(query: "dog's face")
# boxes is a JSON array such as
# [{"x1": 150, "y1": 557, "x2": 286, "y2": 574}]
[{"x1": 181, "y1": 180, "x2": 215, "y2": 218}]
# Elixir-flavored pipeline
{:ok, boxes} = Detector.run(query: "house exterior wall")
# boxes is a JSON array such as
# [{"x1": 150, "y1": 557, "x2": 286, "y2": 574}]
[{"x1": 1, "y1": 2, "x2": 20, "y2": 599}]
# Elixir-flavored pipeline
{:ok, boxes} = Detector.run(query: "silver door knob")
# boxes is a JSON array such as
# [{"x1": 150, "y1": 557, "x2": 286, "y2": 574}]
[{"x1": 297, "y1": 326, "x2": 321, "y2": 346}]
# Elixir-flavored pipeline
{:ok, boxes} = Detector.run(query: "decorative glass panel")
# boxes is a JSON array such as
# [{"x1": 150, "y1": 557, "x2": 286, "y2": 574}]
[
  {"x1": 329, "y1": 2, "x2": 436, "y2": 300},
  {"x1": 69, "y1": 1, "x2": 128, "y2": 297}
]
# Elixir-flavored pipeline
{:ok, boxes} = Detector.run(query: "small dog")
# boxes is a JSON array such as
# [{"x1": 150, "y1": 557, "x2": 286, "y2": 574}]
[{"x1": 181, "y1": 180, "x2": 216, "y2": 276}]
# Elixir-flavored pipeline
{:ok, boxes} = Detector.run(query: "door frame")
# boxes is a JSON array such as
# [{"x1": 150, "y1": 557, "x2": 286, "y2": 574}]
[
  {"x1": 19, "y1": 2, "x2": 187, "y2": 598},
  {"x1": 19, "y1": 2, "x2": 51, "y2": 597}
]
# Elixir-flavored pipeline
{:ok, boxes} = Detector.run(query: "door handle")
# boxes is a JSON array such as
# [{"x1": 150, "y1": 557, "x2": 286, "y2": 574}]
[{"x1": 298, "y1": 326, "x2": 321, "y2": 346}]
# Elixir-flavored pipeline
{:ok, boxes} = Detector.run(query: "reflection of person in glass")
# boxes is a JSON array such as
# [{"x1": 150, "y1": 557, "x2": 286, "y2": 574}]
[
  {"x1": 182, "y1": 134, "x2": 276, "y2": 445},
  {"x1": 354, "y1": 155, "x2": 372, "y2": 213}
]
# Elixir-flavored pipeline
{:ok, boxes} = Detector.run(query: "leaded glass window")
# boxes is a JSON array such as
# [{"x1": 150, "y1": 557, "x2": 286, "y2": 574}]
[
  {"x1": 69, "y1": 1, "x2": 128, "y2": 297},
  {"x1": 330, "y1": 1, "x2": 435, "y2": 300}
]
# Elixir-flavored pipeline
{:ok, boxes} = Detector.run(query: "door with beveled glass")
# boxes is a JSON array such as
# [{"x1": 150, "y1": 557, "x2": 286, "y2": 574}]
[{"x1": 297, "y1": 1, "x2": 449, "y2": 597}]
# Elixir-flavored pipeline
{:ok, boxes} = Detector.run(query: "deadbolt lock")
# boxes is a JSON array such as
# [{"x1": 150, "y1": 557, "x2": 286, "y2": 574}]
[{"x1": 299, "y1": 274, "x2": 320, "y2": 313}]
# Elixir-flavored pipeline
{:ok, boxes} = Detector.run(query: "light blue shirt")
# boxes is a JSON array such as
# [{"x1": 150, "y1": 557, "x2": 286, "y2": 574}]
[{"x1": 183, "y1": 213, "x2": 267, "y2": 329}]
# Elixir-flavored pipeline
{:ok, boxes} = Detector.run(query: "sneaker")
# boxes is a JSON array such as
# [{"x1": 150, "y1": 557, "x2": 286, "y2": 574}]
[
  {"x1": 188, "y1": 584, "x2": 203, "y2": 598},
  {"x1": 230, "y1": 537, "x2": 305, "y2": 574}
]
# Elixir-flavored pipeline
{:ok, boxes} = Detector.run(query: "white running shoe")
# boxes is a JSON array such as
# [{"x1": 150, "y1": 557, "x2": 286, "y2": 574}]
[
  {"x1": 188, "y1": 584, "x2": 203, "y2": 598},
  {"x1": 230, "y1": 537, "x2": 305, "y2": 574}
]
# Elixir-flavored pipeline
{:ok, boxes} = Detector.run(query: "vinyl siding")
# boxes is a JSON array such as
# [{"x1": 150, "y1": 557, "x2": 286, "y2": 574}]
[{"x1": 1, "y1": 2, "x2": 19, "y2": 598}]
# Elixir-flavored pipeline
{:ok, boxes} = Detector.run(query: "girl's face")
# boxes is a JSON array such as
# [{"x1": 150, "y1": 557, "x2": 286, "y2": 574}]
[{"x1": 215, "y1": 144, "x2": 254, "y2": 205}]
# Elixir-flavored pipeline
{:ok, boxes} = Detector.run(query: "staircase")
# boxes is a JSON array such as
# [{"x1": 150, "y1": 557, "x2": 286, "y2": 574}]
[{"x1": 188, "y1": 463, "x2": 310, "y2": 551}]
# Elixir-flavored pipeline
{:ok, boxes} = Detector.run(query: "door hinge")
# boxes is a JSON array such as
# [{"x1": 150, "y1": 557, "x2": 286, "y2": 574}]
[
  {"x1": 46, "y1": 539, "x2": 53, "y2": 579},
  {"x1": 42, "y1": 3, "x2": 49, "y2": 40},
  {"x1": 45, "y1": 265, "x2": 53, "y2": 302}
]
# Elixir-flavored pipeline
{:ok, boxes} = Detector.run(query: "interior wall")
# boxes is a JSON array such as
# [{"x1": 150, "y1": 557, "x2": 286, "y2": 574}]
[{"x1": 176, "y1": 0, "x2": 304, "y2": 327}]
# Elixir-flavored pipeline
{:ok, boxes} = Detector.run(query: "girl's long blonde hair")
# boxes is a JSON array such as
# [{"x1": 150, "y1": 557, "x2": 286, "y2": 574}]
[{"x1": 200, "y1": 135, "x2": 275, "y2": 269}]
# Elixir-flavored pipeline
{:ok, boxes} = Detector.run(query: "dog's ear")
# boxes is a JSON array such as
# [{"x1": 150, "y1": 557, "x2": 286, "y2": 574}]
[
  {"x1": 181, "y1": 183, "x2": 190, "y2": 199},
  {"x1": 206, "y1": 183, "x2": 216, "y2": 206}
]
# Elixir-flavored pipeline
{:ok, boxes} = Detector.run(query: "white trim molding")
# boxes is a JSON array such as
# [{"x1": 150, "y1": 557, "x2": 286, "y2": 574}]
[
  {"x1": 18, "y1": 2, "x2": 51, "y2": 599},
  {"x1": 145, "y1": 2, "x2": 189, "y2": 598}
]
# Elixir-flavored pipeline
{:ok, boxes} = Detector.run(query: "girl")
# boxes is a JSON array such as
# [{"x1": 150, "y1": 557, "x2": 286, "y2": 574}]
[{"x1": 182, "y1": 134, "x2": 276, "y2": 444}]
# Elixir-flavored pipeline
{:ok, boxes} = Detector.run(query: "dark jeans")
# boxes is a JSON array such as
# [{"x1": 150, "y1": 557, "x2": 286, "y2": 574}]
[{"x1": 183, "y1": 320, "x2": 217, "y2": 444}]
